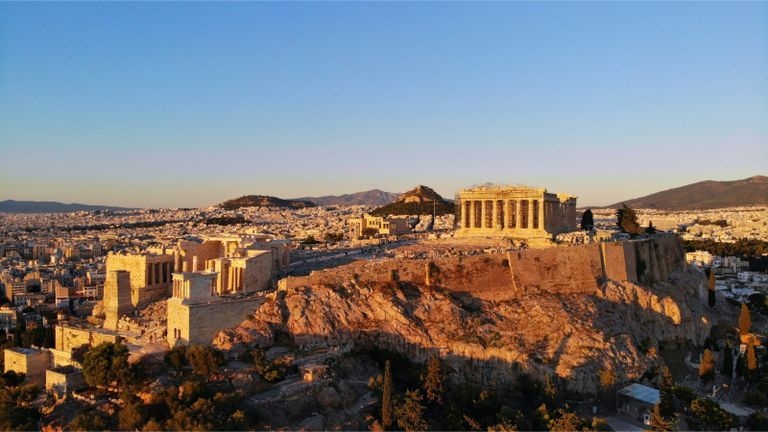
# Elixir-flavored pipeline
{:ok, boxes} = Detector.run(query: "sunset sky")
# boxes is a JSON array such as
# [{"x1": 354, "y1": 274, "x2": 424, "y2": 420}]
[{"x1": 1, "y1": 2, "x2": 766, "y2": 208}]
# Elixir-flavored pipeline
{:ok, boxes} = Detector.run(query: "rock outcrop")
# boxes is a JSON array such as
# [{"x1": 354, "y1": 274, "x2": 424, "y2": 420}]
[{"x1": 216, "y1": 240, "x2": 711, "y2": 394}]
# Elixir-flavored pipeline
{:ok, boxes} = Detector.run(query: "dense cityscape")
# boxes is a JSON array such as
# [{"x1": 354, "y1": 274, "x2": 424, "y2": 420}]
[{"x1": 2, "y1": 1, "x2": 767, "y2": 431}]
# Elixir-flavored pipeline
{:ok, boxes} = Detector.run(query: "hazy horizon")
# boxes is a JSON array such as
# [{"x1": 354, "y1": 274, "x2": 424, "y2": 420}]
[{"x1": 1, "y1": 2, "x2": 766, "y2": 208}]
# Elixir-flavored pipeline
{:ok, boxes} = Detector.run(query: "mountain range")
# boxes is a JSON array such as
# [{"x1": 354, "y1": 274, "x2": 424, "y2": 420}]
[
  {"x1": 217, "y1": 195, "x2": 315, "y2": 210},
  {"x1": 607, "y1": 175, "x2": 768, "y2": 210},
  {"x1": 293, "y1": 189, "x2": 399, "y2": 207},
  {"x1": 0, "y1": 200, "x2": 132, "y2": 214}
]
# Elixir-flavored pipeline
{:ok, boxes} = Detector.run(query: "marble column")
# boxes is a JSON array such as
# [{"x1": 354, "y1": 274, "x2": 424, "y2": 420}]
[
  {"x1": 492, "y1": 200, "x2": 499, "y2": 229},
  {"x1": 460, "y1": 200, "x2": 467, "y2": 229},
  {"x1": 529, "y1": 200, "x2": 536, "y2": 230},
  {"x1": 481, "y1": 200, "x2": 488, "y2": 228},
  {"x1": 516, "y1": 201, "x2": 522, "y2": 229},
  {"x1": 468, "y1": 200, "x2": 474, "y2": 228}
]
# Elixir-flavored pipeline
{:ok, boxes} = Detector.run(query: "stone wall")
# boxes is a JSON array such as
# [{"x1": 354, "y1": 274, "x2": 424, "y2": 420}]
[
  {"x1": 106, "y1": 253, "x2": 173, "y2": 306},
  {"x1": 168, "y1": 296, "x2": 266, "y2": 346},
  {"x1": 282, "y1": 235, "x2": 686, "y2": 301},
  {"x1": 54, "y1": 325, "x2": 122, "y2": 353},
  {"x1": 3, "y1": 348, "x2": 51, "y2": 386},
  {"x1": 103, "y1": 270, "x2": 132, "y2": 330}
]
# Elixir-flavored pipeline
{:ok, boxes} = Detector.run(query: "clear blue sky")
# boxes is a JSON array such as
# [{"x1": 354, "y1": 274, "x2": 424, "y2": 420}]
[{"x1": 1, "y1": 2, "x2": 766, "y2": 208}]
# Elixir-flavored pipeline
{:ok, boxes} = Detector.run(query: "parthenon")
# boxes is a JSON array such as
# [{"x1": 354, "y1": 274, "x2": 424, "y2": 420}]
[{"x1": 456, "y1": 184, "x2": 577, "y2": 239}]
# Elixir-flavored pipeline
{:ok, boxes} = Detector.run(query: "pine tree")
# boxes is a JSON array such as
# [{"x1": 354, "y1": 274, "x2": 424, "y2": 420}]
[
  {"x1": 395, "y1": 389, "x2": 428, "y2": 432},
  {"x1": 721, "y1": 344, "x2": 733, "y2": 379},
  {"x1": 739, "y1": 303, "x2": 751, "y2": 335},
  {"x1": 580, "y1": 209, "x2": 594, "y2": 231},
  {"x1": 421, "y1": 355, "x2": 444, "y2": 404},
  {"x1": 382, "y1": 360, "x2": 393, "y2": 430},
  {"x1": 708, "y1": 271, "x2": 716, "y2": 308},
  {"x1": 699, "y1": 349, "x2": 715, "y2": 381},
  {"x1": 616, "y1": 204, "x2": 641, "y2": 235}
]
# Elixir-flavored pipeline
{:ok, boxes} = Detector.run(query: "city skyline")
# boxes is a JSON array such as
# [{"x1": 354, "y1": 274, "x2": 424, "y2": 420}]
[{"x1": 1, "y1": 2, "x2": 766, "y2": 208}]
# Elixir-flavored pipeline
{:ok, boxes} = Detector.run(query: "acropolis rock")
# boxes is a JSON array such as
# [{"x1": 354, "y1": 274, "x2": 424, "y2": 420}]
[{"x1": 215, "y1": 236, "x2": 711, "y2": 393}]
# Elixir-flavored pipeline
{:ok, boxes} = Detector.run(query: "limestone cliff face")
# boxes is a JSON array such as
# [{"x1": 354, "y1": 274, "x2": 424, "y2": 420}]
[{"x1": 215, "y1": 244, "x2": 711, "y2": 393}]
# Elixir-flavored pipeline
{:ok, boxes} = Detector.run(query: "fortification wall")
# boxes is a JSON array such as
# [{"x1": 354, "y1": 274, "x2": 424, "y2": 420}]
[
  {"x1": 168, "y1": 296, "x2": 267, "y2": 346},
  {"x1": 54, "y1": 325, "x2": 122, "y2": 353},
  {"x1": 282, "y1": 235, "x2": 686, "y2": 301}
]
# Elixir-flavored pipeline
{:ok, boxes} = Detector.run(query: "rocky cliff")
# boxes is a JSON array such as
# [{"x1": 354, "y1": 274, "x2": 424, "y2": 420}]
[{"x1": 215, "y1": 237, "x2": 711, "y2": 393}]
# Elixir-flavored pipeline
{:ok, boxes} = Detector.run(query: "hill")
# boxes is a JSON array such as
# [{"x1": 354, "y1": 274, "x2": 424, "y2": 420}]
[
  {"x1": 218, "y1": 195, "x2": 315, "y2": 210},
  {"x1": 369, "y1": 185, "x2": 454, "y2": 216},
  {"x1": 608, "y1": 175, "x2": 768, "y2": 210},
  {"x1": 293, "y1": 189, "x2": 399, "y2": 207},
  {"x1": 0, "y1": 200, "x2": 133, "y2": 213}
]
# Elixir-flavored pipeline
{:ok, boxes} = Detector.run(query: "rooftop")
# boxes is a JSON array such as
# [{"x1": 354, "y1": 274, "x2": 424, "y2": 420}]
[{"x1": 617, "y1": 383, "x2": 660, "y2": 405}]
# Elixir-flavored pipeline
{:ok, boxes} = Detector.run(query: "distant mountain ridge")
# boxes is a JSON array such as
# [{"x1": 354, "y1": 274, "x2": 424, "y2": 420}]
[
  {"x1": 608, "y1": 175, "x2": 768, "y2": 210},
  {"x1": 0, "y1": 200, "x2": 133, "y2": 213},
  {"x1": 218, "y1": 195, "x2": 315, "y2": 210},
  {"x1": 370, "y1": 185, "x2": 454, "y2": 216},
  {"x1": 294, "y1": 189, "x2": 400, "y2": 207}
]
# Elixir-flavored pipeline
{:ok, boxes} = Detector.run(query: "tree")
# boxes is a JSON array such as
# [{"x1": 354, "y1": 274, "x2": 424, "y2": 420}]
[
  {"x1": 165, "y1": 345, "x2": 188, "y2": 375},
  {"x1": 747, "y1": 342, "x2": 759, "y2": 380},
  {"x1": 395, "y1": 389, "x2": 428, "y2": 432},
  {"x1": 421, "y1": 356, "x2": 444, "y2": 404},
  {"x1": 597, "y1": 368, "x2": 616, "y2": 403},
  {"x1": 721, "y1": 344, "x2": 733, "y2": 379},
  {"x1": 658, "y1": 365, "x2": 675, "y2": 417},
  {"x1": 82, "y1": 342, "x2": 130, "y2": 389},
  {"x1": 688, "y1": 398, "x2": 734, "y2": 431},
  {"x1": 185, "y1": 345, "x2": 223, "y2": 377},
  {"x1": 707, "y1": 271, "x2": 716, "y2": 308},
  {"x1": 0, "y1": 383, "x2": 40, "y2": 431},
  {"x1": 548, "y1": 409, "x2": 584, "y2": 432},
  {"x1": 736, "y1": 354, "x2": 746, "y2": 378},
  {"x1": 739, "y1": 303, "x2": 751, "y2": 335},
  {"x1": 650, "y1": 403, "x2": 674, "y2": 432},
  {"x1": 580, "y1": 209, "x2": 594, "y2": 231},
  {"x1": 748, "y1": 412, "x2": 768, "y2": 431},
  {"x1": 616, "y1": 204, "x2": 641, "y2": 235},
  {"x1": 699, "y1": 349, "x2": 715, "y2": 381},
  {"x1": 69, "y1": 408, "x2": 109, "y2": 432},
  {"x1": 645, "y1": 221, "x2": 657, "y2": 235},
  {"x1": 119, "y1": 393, "x2": 147, "y2": 431},
  {"x1": 382, "y1": 360, "x2": 393, "y2": 430}
]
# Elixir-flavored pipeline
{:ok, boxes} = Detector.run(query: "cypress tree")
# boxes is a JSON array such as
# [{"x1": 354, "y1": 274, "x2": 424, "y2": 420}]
[
  {"x1": 658, "y1": 365, "x2": 675, "y2": 417},
  {"x1": 382, "y1": 360, "x2": 393, "y2": 430},
  {"x1": 747, "y1": 343, "x2": 759, "y2": 380},
  {"x1": 708, "y1": 271, "x2": 716, "y2": 308},
  {"x1": 736, "y1": 355, "x2": 746, "y2": 378},
  {"x1": 580, "y1": 209, "x2": 594, "y2": 231},
  {"x1": 699, "y1": 349, "x2": 715, "y2": 381},
  {"x1": 721, "y1": 344, "x2": 733, "y2": 379},
  {"x1": 739, "y1": 303, "x2": 751, "y2": 335}
]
